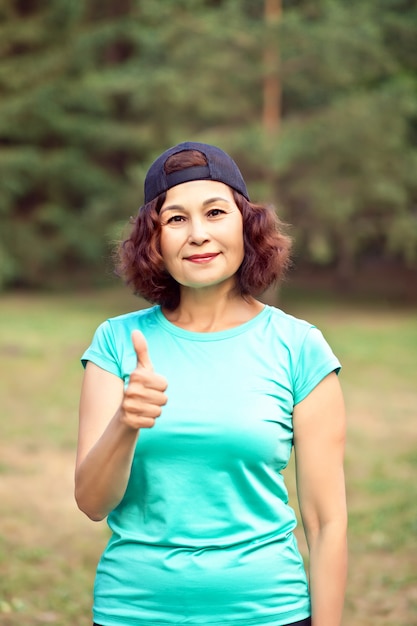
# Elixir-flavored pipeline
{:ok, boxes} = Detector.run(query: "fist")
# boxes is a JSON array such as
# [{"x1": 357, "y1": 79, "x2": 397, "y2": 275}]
[{"x1": 121, "y1": 330, "x2": 168, "y2": 430}]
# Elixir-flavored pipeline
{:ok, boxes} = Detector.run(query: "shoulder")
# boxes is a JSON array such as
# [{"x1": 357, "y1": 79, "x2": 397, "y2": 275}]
[
  {"x1": 82, "y1": 306, "x2": 161, "y2": 377},
  {"x1": 268, "y1": 309, "x2": 341, "y2": 404},
  {"x1": 105, "y1": 305, "x2": 160, "y2": 334},
  {"x1": 107, "y1": 305, "x2": 160, "y2": 325},
  {"x1": 265, "y1": 305, "x2": 313, "y2": 328},
  {"x1": 262, "y1": 305, "x2": 315, "y2": 344},
  {"x1": 261, "y1": 305, "x2": 341, "y2": 382},
  {"x1": 86, "y1": 305, "x2": 160, "y2": 357}
]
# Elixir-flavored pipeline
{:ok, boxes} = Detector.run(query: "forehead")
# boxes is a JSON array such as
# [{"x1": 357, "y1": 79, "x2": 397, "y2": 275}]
[{"x1": 162, "y1": 180, "x2": 235, "y2": 208}]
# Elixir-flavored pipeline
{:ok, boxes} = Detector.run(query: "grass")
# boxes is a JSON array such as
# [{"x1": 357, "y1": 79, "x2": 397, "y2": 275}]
[{"x1": 1, "y1": 286, "x2": 416, "y2": 625}]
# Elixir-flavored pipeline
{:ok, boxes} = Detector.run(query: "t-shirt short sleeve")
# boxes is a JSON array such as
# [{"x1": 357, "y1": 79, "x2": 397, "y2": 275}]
[
  {"x1": 81, "y1": 320, "x2": 122, "y2": 379},
  {"x1": 293, "y1": 326, "x2": 341, "y2": 405}
]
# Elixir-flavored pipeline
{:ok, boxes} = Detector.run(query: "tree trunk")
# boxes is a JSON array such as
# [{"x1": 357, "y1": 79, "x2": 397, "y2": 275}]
[{"x1": 263, "y1": 0, "x2": 282, "y2": 135}]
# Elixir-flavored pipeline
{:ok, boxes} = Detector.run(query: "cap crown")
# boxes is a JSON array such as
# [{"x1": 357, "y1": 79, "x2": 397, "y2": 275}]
[{"x1": 144, "y1": 141, "x2": 249, "y2": 204}]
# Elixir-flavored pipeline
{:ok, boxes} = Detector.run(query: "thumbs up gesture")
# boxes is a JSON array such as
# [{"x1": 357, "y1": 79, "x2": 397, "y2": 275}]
[{"x1": 121, "y1": 330, "x2": 168, "y2": 430}]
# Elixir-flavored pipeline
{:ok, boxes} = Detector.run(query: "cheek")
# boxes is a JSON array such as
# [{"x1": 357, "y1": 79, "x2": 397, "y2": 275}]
[
  {"x1": 159, "y1": 232, "x2": 175, "y2": 260},
  {"x1": 159, "y1": 232, "x2": 185, "y2": 276}
]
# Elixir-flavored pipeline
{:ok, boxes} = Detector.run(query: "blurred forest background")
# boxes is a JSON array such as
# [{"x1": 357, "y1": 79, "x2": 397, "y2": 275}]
[
  {"x1": 1, "y1": 0, "x2": 417, "y2": 300},
  {"x1": 1, "y1": 3, "x2": 417, "y2": 626}
]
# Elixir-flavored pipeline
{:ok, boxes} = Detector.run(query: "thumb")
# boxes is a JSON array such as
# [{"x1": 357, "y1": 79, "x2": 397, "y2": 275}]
[{"x1": 131, "y1": 330, "x2": 153, "y2": 371}]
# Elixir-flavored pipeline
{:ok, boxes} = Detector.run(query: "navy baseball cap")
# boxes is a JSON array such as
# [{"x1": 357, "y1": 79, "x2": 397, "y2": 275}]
[{"x1": 144, "y1": 141, "x2": 249, "y2": 204}]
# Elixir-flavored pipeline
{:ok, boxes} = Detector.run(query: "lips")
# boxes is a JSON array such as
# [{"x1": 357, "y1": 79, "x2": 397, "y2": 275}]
[{"x1": 185, "y1": 253, "x2": 220, "y2": 263}]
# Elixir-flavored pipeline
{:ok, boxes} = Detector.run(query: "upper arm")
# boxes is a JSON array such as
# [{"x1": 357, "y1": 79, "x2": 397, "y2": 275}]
[
  {"x1": 293, "y1": 372, "x2": 347, "y2": 541},
  {"x1": 76, "y1": 361, "x2": 124, "y2": 471}
]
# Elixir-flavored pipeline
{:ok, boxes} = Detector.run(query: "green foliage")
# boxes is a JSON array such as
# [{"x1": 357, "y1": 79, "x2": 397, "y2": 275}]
[
  {"x1": 0, "y1": 0, "x2": 416, "y2": 289},
  {"x1": 241, "y1": 0, "x2": 417, "y2": 279}
]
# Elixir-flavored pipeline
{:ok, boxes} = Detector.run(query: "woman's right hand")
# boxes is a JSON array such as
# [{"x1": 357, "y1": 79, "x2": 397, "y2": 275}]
[
  {"x1": 120, "y1": 330, "x2": 168, "y2": 430},
  {"x1": 75, "y1": 330, "x2": 168, "y2": 520}
]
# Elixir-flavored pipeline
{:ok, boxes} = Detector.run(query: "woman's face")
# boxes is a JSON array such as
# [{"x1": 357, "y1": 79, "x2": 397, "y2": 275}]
[{"x1": 159, "y1": 180, "x2": 244, "y2": 293}]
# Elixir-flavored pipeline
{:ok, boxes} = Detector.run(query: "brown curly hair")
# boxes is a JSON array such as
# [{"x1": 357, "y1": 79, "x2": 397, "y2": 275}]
[{"x1": 116, "y1": 150, "x2": 292, "y2": 310}]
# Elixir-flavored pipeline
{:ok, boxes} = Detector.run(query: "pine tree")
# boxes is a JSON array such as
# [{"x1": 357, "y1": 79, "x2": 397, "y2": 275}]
[
  {"x1": 0, "y1": 0, "x2": 261, "y2": 288},
  {"x1": 0, "y1": 0, "x2": 416, "y2": 291}
]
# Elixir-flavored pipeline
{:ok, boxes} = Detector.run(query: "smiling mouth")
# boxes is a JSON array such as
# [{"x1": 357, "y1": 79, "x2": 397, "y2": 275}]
[{"x1": 185, "y1": 253, "x2": 220, "y2": 263}]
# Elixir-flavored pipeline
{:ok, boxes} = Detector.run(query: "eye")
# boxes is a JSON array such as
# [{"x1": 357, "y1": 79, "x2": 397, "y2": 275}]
[
  {"x1": 207, "y1": 208, "x2": 225, "y2": 218},
  {"x1": 165, "y1": 214, "x2": 186, "y2": 224}
]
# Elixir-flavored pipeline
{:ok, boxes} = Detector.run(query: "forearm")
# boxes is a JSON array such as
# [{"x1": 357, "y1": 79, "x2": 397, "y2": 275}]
[
  {"x1": 75, "y1": 409, "x2": 139, "y2": 521},
  {"x1": 308, "y1": 521, "x2": 348, "y2": 626}
]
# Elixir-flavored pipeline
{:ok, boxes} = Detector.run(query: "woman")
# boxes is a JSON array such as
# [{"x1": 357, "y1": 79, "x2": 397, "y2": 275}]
[{"x1": 75, "y1": 141, "x2": 347, "y2": 626}]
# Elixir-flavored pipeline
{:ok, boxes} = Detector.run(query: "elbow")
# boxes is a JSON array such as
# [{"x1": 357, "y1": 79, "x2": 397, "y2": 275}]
[
  {"x1": 89, "y1": 512, "x2": 107, "y2": 522},
  {"x1": 305, "y1": 515, "x2": 348, "y2": 550},
  {"x1": 75, "y1": 496, "x2": 107, "y2": 522},
  {"x1": 74, "y1": 484, "x2": 108, "y2": 522},
  {"x1": 83, "y1": 507, "x2": 107, "y2": 523}
]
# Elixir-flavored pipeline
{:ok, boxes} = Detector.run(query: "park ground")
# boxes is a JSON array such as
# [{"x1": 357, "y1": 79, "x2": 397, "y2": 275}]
[{"x1": 0, "y1": 287, "x2": 416, "y2": 626}]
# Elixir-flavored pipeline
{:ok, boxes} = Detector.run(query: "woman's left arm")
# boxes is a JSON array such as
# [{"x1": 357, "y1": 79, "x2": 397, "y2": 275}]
[{"x1": 293, "y1": 371, "x2": 348, "y2": 626}]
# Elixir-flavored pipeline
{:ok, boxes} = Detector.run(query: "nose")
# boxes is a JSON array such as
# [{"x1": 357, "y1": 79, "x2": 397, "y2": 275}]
[{"x1": 187, "y1": 218, "x2": 210, "y2": 245}]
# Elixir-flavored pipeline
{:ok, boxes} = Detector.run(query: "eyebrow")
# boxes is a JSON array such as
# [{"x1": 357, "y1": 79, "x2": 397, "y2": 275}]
[{"x1": 160, "y1": 197, "x2": 231, "y2": 215}]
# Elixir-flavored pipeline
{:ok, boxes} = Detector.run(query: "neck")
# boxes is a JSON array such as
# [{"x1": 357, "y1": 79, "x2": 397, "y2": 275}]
[{"x1": 162, "y1": 285, "x2": 264, "y2": 333}]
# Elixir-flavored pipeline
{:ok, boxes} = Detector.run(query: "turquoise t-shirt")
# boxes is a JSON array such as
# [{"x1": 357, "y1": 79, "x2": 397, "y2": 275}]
[{"x1": 81, "y1": 304, "x2": 341, "y2": 626}]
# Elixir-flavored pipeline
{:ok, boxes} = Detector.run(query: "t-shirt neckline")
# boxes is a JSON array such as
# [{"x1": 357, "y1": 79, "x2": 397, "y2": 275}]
[{"x1": 154, "y1": 304, "x2": 269, "y2": 341}]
